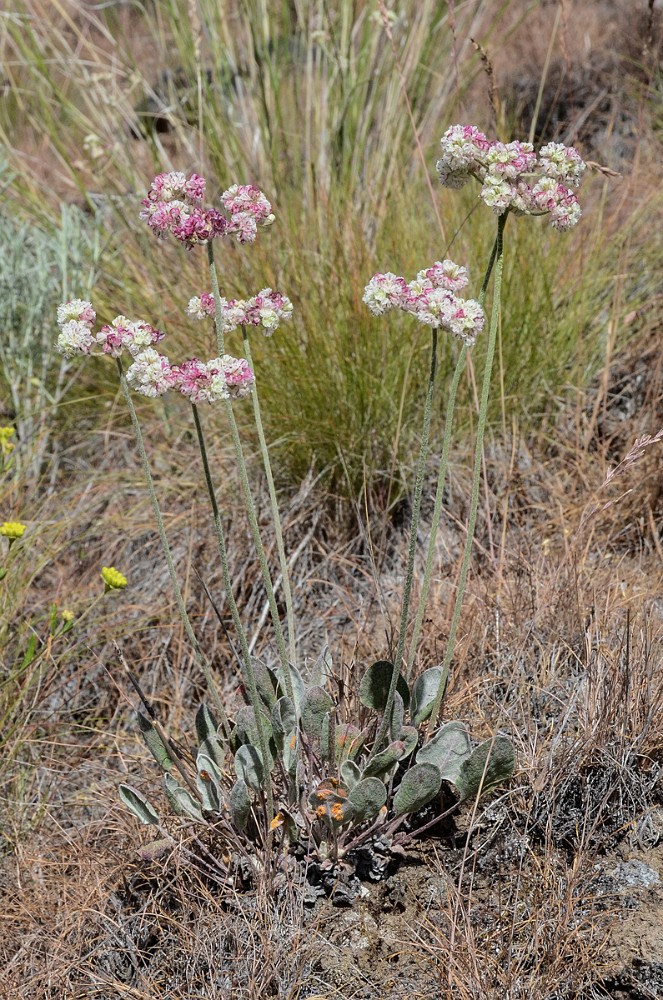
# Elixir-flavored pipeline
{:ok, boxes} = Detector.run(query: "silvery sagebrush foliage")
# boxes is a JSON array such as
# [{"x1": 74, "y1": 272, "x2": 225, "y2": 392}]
[{"x1": 57, "y1": 125, "x2": 587, "y2": 888}]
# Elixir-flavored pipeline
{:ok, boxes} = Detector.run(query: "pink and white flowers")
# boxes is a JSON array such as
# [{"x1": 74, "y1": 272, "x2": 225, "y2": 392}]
[
  {"x1": 363, "y1": 259, "x2": 484, "y2": 346},
  {"x1": 170, "y1": 356, "x2": 255, "y2": 403},
  {"x1": 96, "y1": 316, "x2": 165, "y2": 358},
  {"x1": 140, "y1": 173, "x2": 275, "y2": 248},
  {"x1": 56, "y1": 299, "x2": 256, "y2": 402},
  {"x1": 187, "y1": 288, "x2": 293, "y2": 336},
  {"x1": 56, "y1": 299, "x2": 96, "y2": 357},
  {"x1": 436, "y1": 125, "x2": 586, "y2": 229},
  {"x1": 126, "y1": 348, "x2": 175, "y2": 397}
]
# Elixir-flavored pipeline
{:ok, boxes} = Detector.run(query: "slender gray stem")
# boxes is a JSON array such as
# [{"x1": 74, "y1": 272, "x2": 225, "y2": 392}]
[
  {"x1": 207, "y1": 241, "x2": 226, "y2": 355},
  {"x1": 405, "y1": 232, "x2": 500, "y2": 677},
  {"x1": 191, "y1": 402, "x2": 274, "y2": 819},
  {"x1": 242, "y1": 328, "x2": 297, "y2": 668},
  {"x1": 367, "y1": 328, "x2": 438, "y2": 761},
  {"x1": 405, "y1": 347, "x2": 466, "y2": 677},
  {"x1": 206, "y1": 242, "x2": 293, "y2": 701},
  {"x1": 116, "y1": 359, "x2": 229, "y2": 736},
  {"x1": 427, "y1": 215, "x2": 507, "y2": 735}
]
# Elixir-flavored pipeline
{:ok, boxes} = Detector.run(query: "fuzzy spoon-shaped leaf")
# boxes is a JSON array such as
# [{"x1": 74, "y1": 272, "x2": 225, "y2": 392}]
[
  {"x1": 359, "y1": 660, "x2": 410, "y2": 712},
  {"x1": 196, "y1": 752, "x2": 223, "y2": 812},
  {"x1": 310, "y1": 644, "x2": 333, "y2": 688},
  {"x1": 195, "y1": 703, "x2": 218, "y2": 746},
  {"x1": 455, "y1": 736, "x2": 515, "y2": 802},
  {"x1": 389, "y1": 692, "x2": 405, "y2": 742},
  {"x1": 119, "y1": 784, "x2": 160, "y2": 826},
  {"x1": 234, "y1": 743, "x2": 265, "y2": 793},
  {"x1": 398, "y1": 725, "x2": 419, "y2": 757},
  {"x1": 300, "y1": 685, "x2": 334, "y2": 742},
  {"x1": 163, "y1": 774, "x2": 205, "y2": 823},
  {"x1": 340, "y1": 760, "x2": 362, "y2": 790},
  {"x1": 348, "y1": 778, "x2": 387, "y2": 824},
  {"x1": 393, "y1": 762, "x2": 442, "y2": 817},
  {"x1": 362, "y1": 740, "x2": 406, "y2": 778},
  {"x1": 252, "y1": 657, "x2": 278, "y2": 710},
  {"x1": 335, "y1": 723, "x2": 365, "y2": 762},
  {"x1": 137, "y1": 712, "x2": 173, "y2": 772},
  {"x1": 230, "y1": 777, "x2": 252, "y2": 830},
  {"x1": 411, "y1": 667, "x2": 445, "y2": 725},
  {"x1": 271, "y1": 696, "x2": 296, "y2": 750},
  {"x1": 416, "y1": 721, "x2": 471, "y2": 785}
]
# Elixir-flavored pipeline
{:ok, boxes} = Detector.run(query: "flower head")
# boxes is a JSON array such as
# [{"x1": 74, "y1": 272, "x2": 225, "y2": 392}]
[
  {"x1": 437, "y1": 124, "x2": 586, "y2": 231},
  {"x1": 126, "y1": 349, "x2": 175, "y2": 397},
  {"x1": 187, "y1": 288, "x2": 293, "y2": 336},
  {"x1": 96, "y1": 316, "x2": 165, "y2": 358},
  {"x1": 171, "y1": 355, "x2": 255, "y2": 403},
  {"x1": 364, "y1": 260, "x2": 485, "y2": 345},
  {"x1": 221, "y1": 184, "x2": 274, "y2": 244},
  {"x1": 140, "y1": 172, "x2": 228, "y2": 248},
  {"x1": 101, "y1": 566, "x2": 127, "y2": 590},
  {"x1": 0, "y1": 521, "x2": 26, "y2": 540},
  {"x1": 57, "y1": 299, "x2": 96, "y2": 328},
  {"x1": 57, "y1": 319, "x2": 95, "y2": 358}
]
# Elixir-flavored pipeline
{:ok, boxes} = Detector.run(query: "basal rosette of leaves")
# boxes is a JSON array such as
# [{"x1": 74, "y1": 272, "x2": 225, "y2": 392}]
[{"x1": 120, "y1": 651, "x2": 515, "y2": 884}]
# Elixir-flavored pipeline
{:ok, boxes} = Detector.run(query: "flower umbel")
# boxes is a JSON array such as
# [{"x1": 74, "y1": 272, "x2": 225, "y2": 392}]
[
  {"x1": 436, "y1": 125, "x2": 586, "y2": 228},
  {"x1": 363, "y1": 259, "x2": 485, "y2": 346},
  {"x1": 101, "y1": 566, "x2": 128, "y2": 590},
  {"x1": 187, "y1": 288, "x2": 293, "y2": 336},
  {"x1": 0, "y1": 521, "x2": 26, "y2": 540}
]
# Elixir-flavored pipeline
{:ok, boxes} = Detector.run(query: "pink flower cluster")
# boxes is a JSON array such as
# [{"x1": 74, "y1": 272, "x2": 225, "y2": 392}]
[
  {"x1": 168, "y1": 355, "x2": 255, "y2": 402},
  {"x1": 436, "y1": 125, "x2": 586, "y2": 230},
  {"x1": 187, "y1": 287, "x2": 293, "y2": 336},
  {"x1": 95, "y1": 315, "x2": 165, "y2": 358},
  {"x1": 56, "y1": 299, "x2": 96, "y2": 358},
  {"x1": 56, "y1": 299, "x2": 255, "y2": 403},
  {"x1": 221, "y1": 184, "x2": 274, "y2": 244},
  {"x1": 140, "y1": 171, "x2": 227, "y2": 249},
  {"x1": 140, "y1": 173, "x2": 275, "y2": 248},
  {"x1": 363, "y1": 259, "x2": 484, "y2": 346}
]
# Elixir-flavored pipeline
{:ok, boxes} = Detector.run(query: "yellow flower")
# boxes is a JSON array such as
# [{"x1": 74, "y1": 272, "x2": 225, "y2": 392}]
[
  {"x1": 101, "y1": 566, "x2": 128, "y2": 590},
  {"x1": 61, "y1": 609, "x2": 75, "y2": 623},
  {"x1": 0, "y1": 427, "x2": 15, "y2": 456},
  {"x1": 0, "y1": 521, "x2": 26, "y2": 540}
]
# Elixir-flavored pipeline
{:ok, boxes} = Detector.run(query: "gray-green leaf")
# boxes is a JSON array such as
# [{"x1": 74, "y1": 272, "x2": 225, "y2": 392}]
[
  {"x1": 393, "y1": 763, "x2": 442, "y2": 817},
  {"x1": 411, "y1": 667, "x2": 445, "y2": 726},
  {"x1": 234, "y1": 743, "x2": 265, "y2": 793},
  {"x1": 137, "y1": 712, "x2": 173, "y2": 772},
  {"x1": 163, "y1": 774, "x2": 205, "y2": 823},
  {"x1": 455, "y1": 736, "x2": 515, "y2": 802},
  {"x1": 300, "y1": 685, "x2": 334, "y2": 741},
  {"x1": 230, "y1": 777, "x2": 252, "y2": 830},
  {"x1": 416, "y1": 721, "x2": 471, "y2": 785},
  {"x1": 348, "y1": 778, "x2": 387, "y2": 824},
  {"x1": 119, "y1": 783, "x2": 160, "y2": 826},
  {"x1": 359, "y1": 660, "x2": 410, "y2": 712}
]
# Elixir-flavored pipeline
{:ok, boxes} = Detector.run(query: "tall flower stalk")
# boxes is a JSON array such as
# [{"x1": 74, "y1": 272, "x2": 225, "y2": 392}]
[
  {"x1": 206, "y1": 242, "x2": 294, "y2": 702},
  {"x1": 190, "y1": 401, "x2": 274, "y2": 818},
  {"x1": 115, "y1": 357, "x2": 230, "y2": 736},
  {"x1": 363, "y1": 259, "x2": 486, "y2": 756},
  {"x1": 368, "y1": 328, "x2": 438, "y2": 759},
  {"x1": 241, "y1": 327, "x2": 297, "y2": 668},
  {"x1": 426, "y1": 213, "x2": 507, "y2": 734},
  {"x1": 406, "y1": 233, "x2": 500, "y2": 678}
]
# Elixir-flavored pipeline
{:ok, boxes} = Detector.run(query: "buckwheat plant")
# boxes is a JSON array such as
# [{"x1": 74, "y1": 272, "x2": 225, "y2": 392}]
[
  {"x1": 56, "y1": 130, "x2": 585, "y2": 890},
  {"x1": 363, "y1": 125, "x2": 586, "y2": 757}
]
